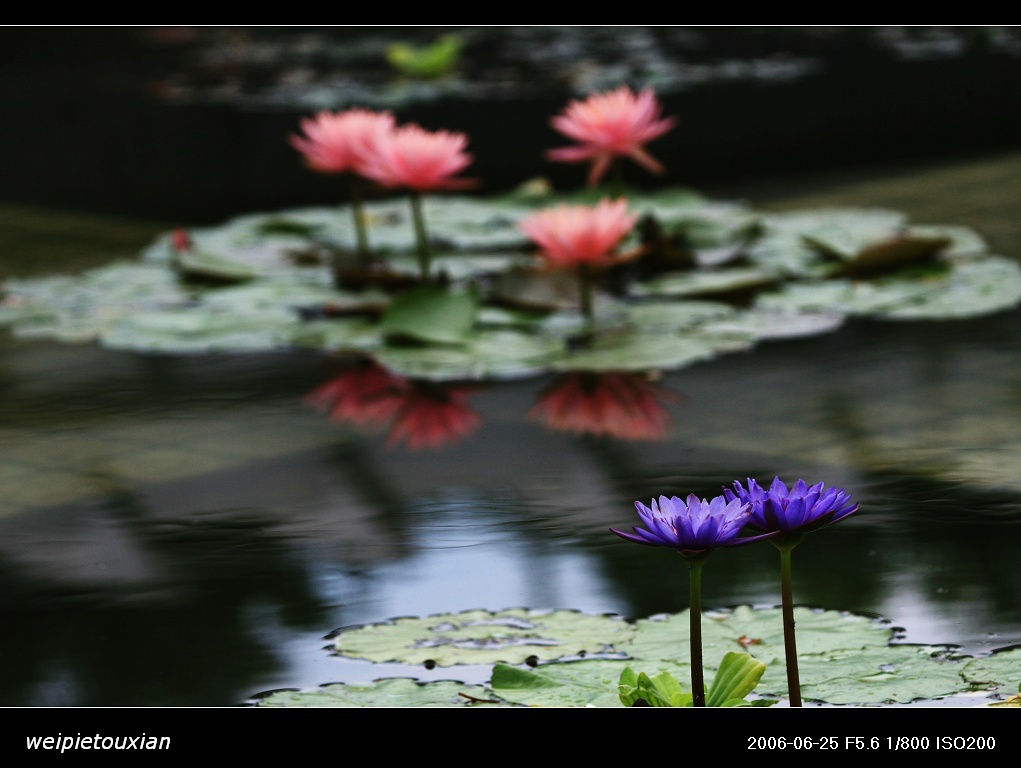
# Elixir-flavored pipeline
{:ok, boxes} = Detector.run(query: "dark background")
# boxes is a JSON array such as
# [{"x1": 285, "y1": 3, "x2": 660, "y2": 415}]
[{"x1": 3, "y1": 26, "x2": 1021, "y2": 224}]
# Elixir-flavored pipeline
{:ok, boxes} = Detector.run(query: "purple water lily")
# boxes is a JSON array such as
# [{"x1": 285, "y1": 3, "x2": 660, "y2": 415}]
[
  {"x1": 722, "y1": 476, "x2": 859, "y2": 708},
  {"x1": 723, "y1": 477, "x2": 858, "y2": 544},
  {"x1": 611, "y1": 493, "x2": 774, "y2": 560},
  {"x1": 611, "y1": 492, "x2": 775, "y2": 707}
]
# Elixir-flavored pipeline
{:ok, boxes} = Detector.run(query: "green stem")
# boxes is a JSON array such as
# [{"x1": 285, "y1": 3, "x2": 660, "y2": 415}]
[
  {"x1": 610, "y1": 159, "x2": 623, "y2": 200},
  {"x1": 577, "y1": 264, "x2": 594, "y2": 326},
  {"x1": 349, "y1": 176, "x2": 371, "y2": 268},
  {"x1": 779, "y1": 544, "x2": 803, "y2": 707},
  {"x1": 688, "y1": 561, "x2": 705, "y2": 707},
  {"x1": 409, "y1": 191, "x2": 431, "y2": 282}
]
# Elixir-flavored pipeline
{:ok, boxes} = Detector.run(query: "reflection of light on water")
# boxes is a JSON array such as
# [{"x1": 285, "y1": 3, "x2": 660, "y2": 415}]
[
  {"x1": 251, "y1": 501, "x2": 624, "y2": 695},
  {"x1": 320, "y1": 518, "x2": 619, "y2": 625},
  {"x1": 879, "y1": 573, "x2": 1001, "y2": 655}
]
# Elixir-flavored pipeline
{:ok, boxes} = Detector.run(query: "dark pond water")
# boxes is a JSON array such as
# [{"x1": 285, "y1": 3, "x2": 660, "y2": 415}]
[{"x1": 2, "y1": 148, "x2": 1021, "y2": 714}]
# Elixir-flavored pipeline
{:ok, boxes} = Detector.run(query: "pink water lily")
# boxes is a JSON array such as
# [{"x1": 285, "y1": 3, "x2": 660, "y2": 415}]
[
  {"x1": 518, "y1": 197, "x2": 638, "y2": 268},
  {"x1": 547, "y1": 86, "x2": 677, "y2": 187},
  {"x1": 359, "y1": 123, "x2": 475, "y2": 192},
  {"x1": 289, "y1": 108, "x2": 396, "y2": 176}
]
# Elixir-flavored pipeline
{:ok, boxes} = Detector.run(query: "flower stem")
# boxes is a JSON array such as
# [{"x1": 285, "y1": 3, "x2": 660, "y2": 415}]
[
  {"x1": 610, "y1": 159, "x2": 624, "y2": 200},
  {"x1": 577, "y1": 264, "x2": 594, "y2": 325},
  {"x1": 409, "y1": 191, "x2": 431, "y2": 282},
  {"x1": 779, "y1": 544, "x2": 803, "y2": 707},
  {"x1": 688, "y1": 561, "x2": 705, "y2": 707},
  {"x1": 349, "y1": 176, "x2": 371, "y2": 269}
]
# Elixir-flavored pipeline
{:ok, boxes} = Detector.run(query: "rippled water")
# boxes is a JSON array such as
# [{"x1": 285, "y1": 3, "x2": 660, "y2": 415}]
[{"x1": 3, "y1": 149, "x2": 1021, "y2": 708}]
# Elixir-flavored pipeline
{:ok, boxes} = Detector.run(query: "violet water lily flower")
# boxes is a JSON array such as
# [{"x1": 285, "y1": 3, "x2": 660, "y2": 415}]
[
  {"x1": 611, "y1": 493, "x2": 773, "y2": 560},
  {"x1": 611, "y1": 492, "x2": 775, "y2": 707},
  {"x1": 722, "y1": 476, "x2": 858, "y2": 708},
  {"x1": 724, "y1": 477, "x2": 858, "y2": 545}
]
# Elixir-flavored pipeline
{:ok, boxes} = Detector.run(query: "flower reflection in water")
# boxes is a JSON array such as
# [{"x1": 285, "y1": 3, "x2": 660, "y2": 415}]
[
  {"x1": 305, "y1": 361, "x2": 481, "y2": 450},
  {"x1": 528, "y1": 371, "x2": 683, "y2": 440}
]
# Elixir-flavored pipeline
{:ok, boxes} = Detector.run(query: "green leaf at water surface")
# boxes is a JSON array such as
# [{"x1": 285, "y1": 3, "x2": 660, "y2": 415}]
[
  {"x1": 255, "y1": 677, "x2": 505, "y2": 707},
  {"x1": 386, "y1": 34, "x2": 463, "y2": 80},
  {"x1": 373, "y1": 327, "x2": 562, "y2": 381},
  {"x1": 960, "y1": 645, "x2": 1021, "y2": 698},
  {"x1": 490, "y1": 659, "x2": 635, "y2": 707},
  {"x1": 259, "y1": 605, "x2": 1020, "y2": 706},
  {"x1": 379, "y1": 285, "x2": 477, "y2": 345},
  {"x1": 331, "y1": 608, "x2": 636, "y2": 666},
  {"x1": 547, "y1": 325, "x2": 750, "y2": 374}
]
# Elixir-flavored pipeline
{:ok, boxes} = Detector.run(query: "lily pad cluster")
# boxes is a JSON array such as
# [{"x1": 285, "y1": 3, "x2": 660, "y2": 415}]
[
  {"x1": 252, "y1": 605, "x2": 1021, "y2": 707},
  {"x1": 1, "y1": 187, "x2": 1019, "y2": 382}
]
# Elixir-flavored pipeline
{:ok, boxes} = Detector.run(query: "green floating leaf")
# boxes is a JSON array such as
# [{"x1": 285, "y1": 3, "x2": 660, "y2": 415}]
[
  {"x1": 373, "y1": 328, "x2": 561, "y2": 381},
  {"x1": 790, "y1": 645, "x2": 969, "y2": 705},
  {"x1": 548, "y1": 325, "x2": 748, "y2": 373},
  {"x1": 490, "y1": 659, "x2": 635, "y2": 707},
  {"x1": 380, "y1": 285, "x2": 477, "y2": 345},
  {"x1": 332, "y1": 608, "x2": 636, "y2": 666},
  {"x1": 174, "y1": 248, "x2": 258, "y2": 284},
  {"x1": 386, "y1": 34, "x2": 462, "y2": 79},
  {"x1": 255, "y1": 678, "x2": 504, "y2": 707},
  {"x1": 631, "y1": 266, "x2": 781, "y2": 301},
  {"x1": 960, "y1": 645, "x2": 1021, "y2": 698},
  {"x1": 808, "y1": 233, "x2": 950, "y2": 278}
]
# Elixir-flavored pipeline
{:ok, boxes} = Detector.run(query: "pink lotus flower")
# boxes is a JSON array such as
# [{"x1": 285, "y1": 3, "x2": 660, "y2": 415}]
[
  {"x1": 289, "y1": 108, "x2": 396, "y2": 176},
  {"x1": 519, "y1": 197, "x2": 638, "y2": 268},
  {"x1": 528, "y1": 372, "x2": 682, "y2": 440},
  {"x1": 359, "y1": 123, "x2": 476, "y2": 192},
  {"x1": 547, "y1": 86, "x2": 677, "y2": 187}
]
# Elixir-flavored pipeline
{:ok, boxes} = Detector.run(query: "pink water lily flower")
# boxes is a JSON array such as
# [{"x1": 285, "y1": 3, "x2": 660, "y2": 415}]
[
  {"x1": 519, "y1": 197, "x2": 638, "y2": 268},
  {"x1": 547, "y1": 86, "x2": 677, "y2": 187},
  {"x1": 289, "y1": 108, "x2": 396, "y2": 176},
  {"x1": 359, "y1": 123, "x2": 476, "y2": 192}
]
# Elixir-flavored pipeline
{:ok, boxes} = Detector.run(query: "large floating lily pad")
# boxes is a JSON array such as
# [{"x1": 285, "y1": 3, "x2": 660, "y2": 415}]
[
  {"x1": 331, "y1": 607, "x2": 636, "y2": 666},
  {"x1": 255, "y1": 678, "x2": 505, "y2": 708},
  {"x1": 257, "y1": 605, "x2": 1017, "y2": 707}
]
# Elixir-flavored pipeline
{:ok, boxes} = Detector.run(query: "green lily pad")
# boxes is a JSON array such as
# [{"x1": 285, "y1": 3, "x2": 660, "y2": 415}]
[
  {"x1": 255, "y1": 678, "x2": 504, "y2": 707},
  {"x1": 258, "y1": 605, "x2": 1019, "y2": 707},
  {"x1": 631, "y1": 266, "x2": 781, "y2": 300},
  {"x1": 174, "y1": 248, "x2": 259, "y2": 284},
  {"x1": 379, "y1": 285, "x2": 477, "y2": 345},
  {"x1": 331, "y1": 608, "x2": 636, "y2": 666},
  {"x1": 373, "y1": 328, "x2": 561, "y2": 380},
  {"x1": 960, "y1": 645, "x2": 1021, "y2": 698},
  {"x1": 489, "y1": 659, "x2": 635, "y2": 707},
  {"x1": 547, "y1": 326, "x2": 750, "y2": 373}
]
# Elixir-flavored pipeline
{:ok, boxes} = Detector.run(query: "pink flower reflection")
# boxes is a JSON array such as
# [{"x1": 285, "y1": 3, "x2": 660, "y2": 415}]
[
  {"x1": 305, "y1": 363, "x2": 481, "y2": 450},
  {"x1": 527, "y1": 372, "x2": 682, "y2": 440},
  {"x1": 384, "y1": 384, "x2": 481, "y2": 451},
  {"x1": 304, "y1": 362, "x2": 407, "y2": 430},
  {"x1": 546, "y1": 86, "x2": 677, "y2": 187}
]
